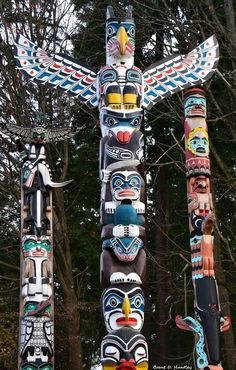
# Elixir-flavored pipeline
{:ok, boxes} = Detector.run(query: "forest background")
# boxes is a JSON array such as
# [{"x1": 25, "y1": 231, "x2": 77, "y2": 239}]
[{"x1": 0, "y1": 0, "x2": 235, "y2": 369}]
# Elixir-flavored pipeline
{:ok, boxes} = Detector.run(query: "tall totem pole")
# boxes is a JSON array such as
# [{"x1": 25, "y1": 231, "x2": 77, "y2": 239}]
[
  {"x1": 176, "y1": 88, "x2": 231, "y2": 370},
  {"x1": 11, "y1": 5, "x2": 226, "y2": 370},
  {"x1": 0, "y1": 121, "x2": 77, "y2": 370}
]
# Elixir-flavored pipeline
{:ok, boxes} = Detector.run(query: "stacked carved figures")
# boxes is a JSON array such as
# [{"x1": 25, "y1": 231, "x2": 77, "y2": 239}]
[
  {"x1": 11, "y1": 4, "x2": 222, "y2": 368},
  {"x1": 176, "y1": 89, "x2": 231, "y2": 370},
  {"x1": 0, "y1": 122, "x2": 76, "y2": 370},
  {"x1": 99, "y1": 8, "x2": 148, "y2": 370}
]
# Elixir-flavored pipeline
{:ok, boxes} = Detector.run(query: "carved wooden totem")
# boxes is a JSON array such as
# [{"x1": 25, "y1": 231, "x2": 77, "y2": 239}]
[
  {"x1": 11, "y1": 5, "x2": 221, "y2": 369},
  {"x1": 0, "y1": 122, "x2": 77, "y2": 369},
  {"x1": 176, "y1": 88, "x2": 231, "y2": 370}
]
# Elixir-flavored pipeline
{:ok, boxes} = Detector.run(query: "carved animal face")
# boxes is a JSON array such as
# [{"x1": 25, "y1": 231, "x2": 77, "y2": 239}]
[
  {"x1": 31, "y1": 126, "x2": 47, "y2": 144},
  {"x1": 100, "y1": 109, "x2": 142, "y2": 141},
  {"x1": 106, "y1": 6, "x2": 135, "y2": 66},
  {"x1": 102, "y1": 237, "x2": 143, "y2": 262},
  {"x1": 101, "y1": 328, "x2": 148, "y2": 370},
  {"x1": 102, "y1": 284, "x2": 144, "y2": 332}
]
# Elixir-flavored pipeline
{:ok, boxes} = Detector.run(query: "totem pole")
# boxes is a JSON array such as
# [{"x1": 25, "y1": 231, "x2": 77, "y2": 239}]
[
  {"x1": 12, "y1": 5, "x2": 221, "y2": 369},
  {"x1": 175, "y1": 89, "x2": 231, "y2": 370},
  {"x1": 0, "y1": 121, "x2": 77, "y2": 370}
]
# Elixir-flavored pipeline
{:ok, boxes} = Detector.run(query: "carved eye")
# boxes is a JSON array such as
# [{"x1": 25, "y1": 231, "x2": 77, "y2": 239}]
[
  {"x1": 105, "y1": 345, "x2": 120, "y2": 360},
  {"x1": 130, "y1": 245, "x2": 138, "y2": 254},
  {"x1": 135, "y1": 346, "x2": 147, "y2": 363},
  {"x1": 133, "y1": 295, "x2": 142, "y2": 308},
  {"x1": 132, "y1": 117, "x2": 140, "y2": 127},
  {"x1": 105, "y1": 117, "x2": 116, "y2": 126},
  {"x1": 42, "y1": 242, "x2": 51, "y2": 250},
  {"x1": 109, "y1": 297, "x2": 119, "y2": 307},
  {"x1": 128, "y1": 26, "x2": 135, "y2": 37},
  {"x1": 107, "y1": 26, "x2": 115, "y2": 36},
  {"x1": 130, "y1": 177, "x2": 139, "y2": 187},
  {"x1": 117, "y1": 246, "x2": 123, "y2": 254},
  {"x1": 24, "y1": 241, "x2": 36, "y2": 249},
  {"x1": 114, "y1": 178, "x2": 123, "y2": 187}
]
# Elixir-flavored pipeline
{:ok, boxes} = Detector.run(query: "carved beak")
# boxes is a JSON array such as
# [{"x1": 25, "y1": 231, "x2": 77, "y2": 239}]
[
  {"x1": 122, "y1": 297, "x2": 131, "y2": 321},
  {"x1": 117, "y1": 26, "x2": 128, "y2": 55}
]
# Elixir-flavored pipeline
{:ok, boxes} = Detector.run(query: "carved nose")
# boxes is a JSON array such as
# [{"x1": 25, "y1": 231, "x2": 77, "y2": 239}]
[{"x1": 117, "y1": 131, "x2": 131, "y2": 143}]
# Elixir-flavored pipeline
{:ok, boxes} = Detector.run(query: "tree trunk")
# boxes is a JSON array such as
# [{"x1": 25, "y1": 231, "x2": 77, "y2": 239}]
[
  {"x1": 154, "y1": 122, "x2": 170, "y2": 365},
  {"x1": 53, "y1": 187, "x2": 84, "y2": 370}
]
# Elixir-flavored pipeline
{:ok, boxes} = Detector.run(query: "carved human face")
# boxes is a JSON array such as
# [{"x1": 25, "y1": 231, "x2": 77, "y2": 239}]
[
  {"x1": 111, "y1": 171, "x2": 141, "y2": 201},
  {"x1": 190, "y1": 176, "x2": 210, "y2": 193},
  {"x1": 187, "y1": 127, "x2": 209, "y2": 156},
  {"x1": 22, "y1": 236, "x2": 51, "y2": 257},
  {"x1": 101, "y1": 328, "x2": 148, "y2": 370},
  {"x1": 102, "y1": 284, "x2": 144, "y2": 332},
  {"x1": 184, "y1": 94, "x2": 206, "y2": 118}
]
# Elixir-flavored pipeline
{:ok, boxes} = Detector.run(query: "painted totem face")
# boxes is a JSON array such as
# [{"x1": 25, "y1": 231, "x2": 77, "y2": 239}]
[
  {"x1": 22, "y1": 236, "x2": 51, "y2": 257},
  {"x1": 187, "y1": 127, "x2": 209, "y2": 156},
  {"x1": 103, "y1": 237, "x2": 143, "y2": 262},
  {"x1": 184, "y1": 93, "x2": 206, "y2": 118},
  {"x1": 102, "y1": 284, "x2": 144, "y2": 332},
  {"x1": 100, "y1": 108, "x2": 143, "y2": 141},
  {"x1": 106, "y1": 12, "x2": 135, "y2": 66},
  {"x1": 189, "y1": 175, "x2": 210, "y2": 193},
  {"x1": 111, "y1": 171, "x2": 141, "y2": 201},
  {"x1": 101, "y1": 328, "x2": 148, "y2": 370},
  {"x1": 31, "y1": 126, "x2": 46, "y2": 144}
]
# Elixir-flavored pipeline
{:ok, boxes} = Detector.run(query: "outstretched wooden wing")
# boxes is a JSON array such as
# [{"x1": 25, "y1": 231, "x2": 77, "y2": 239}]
[
  {"x1": 47, "y1": 127, "x2": 81, "y2": 142},
  {"x1": 0, "y1": 123, "x2": 32, "y2": 141},
  {"x1": 143, "y1": 35, "x2": 219, "y2": 110},
  {"x1": 0, "y1": 124, "x2": 81, "y2": 143},
  {"x1": 14, "y1": 34, "x2": 98, "y2": 108}
]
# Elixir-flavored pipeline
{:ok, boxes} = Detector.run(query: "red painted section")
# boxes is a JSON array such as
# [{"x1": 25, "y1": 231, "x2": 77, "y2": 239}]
[{"x1": 117, "y1": 131, "x2": 131, "y2": 143}]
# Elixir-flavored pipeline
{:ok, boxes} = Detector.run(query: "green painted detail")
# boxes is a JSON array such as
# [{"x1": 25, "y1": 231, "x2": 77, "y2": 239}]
[{"x1": 23, "y1": 240, "x2": 51, "y2": 252}]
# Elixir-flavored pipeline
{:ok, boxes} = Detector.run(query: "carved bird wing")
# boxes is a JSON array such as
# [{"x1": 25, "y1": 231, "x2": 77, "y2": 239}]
[
  {"x1": 142, "y1": 35, "x2": 219, "y2": 110},
  {"x1": 46, "y1": 127, "x2": 81, "y2": 142},
  {"x1": 0, "y1": 123, "x2": 32, "y2": 141},
  {"x1": 14, "y1": 34, "x2": 98, "y2": 108}
]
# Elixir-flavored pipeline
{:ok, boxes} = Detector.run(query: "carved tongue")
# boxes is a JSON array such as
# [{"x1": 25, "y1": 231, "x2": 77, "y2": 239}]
[{"x1": 117, "y1": 131, "x2": 131, "y2": 143}]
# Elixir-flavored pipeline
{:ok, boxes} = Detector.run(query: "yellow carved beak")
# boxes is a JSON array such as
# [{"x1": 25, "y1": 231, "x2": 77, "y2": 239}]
[
  {"x1": 117, "y1": 26, "x2": 128, "y2": 55},
  {"x1": 122, "y1": 297, "x2": 131, "y2": 321}
]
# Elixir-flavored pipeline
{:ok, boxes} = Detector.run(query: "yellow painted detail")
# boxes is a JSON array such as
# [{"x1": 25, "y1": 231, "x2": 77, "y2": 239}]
[
  {"x1": 124, "y1": 103, "x2": 136, "y2": 110},
  {"x1": 136, "y1": 362, "x2": 149, "y2": 370},
  {"x1": 107, "y1": 93, "x2": 122, "y2": 104},
  {"x1": 122, "y1": 297, "x2": 131, "y2": 321},
  {"x1": 110, "y1": 104, "x2": 122, "y2": 110},
  {"x1": 103, "y1": 365, "x2": 116, "y2": 370},
  {"x1": 117, "y1": 26, "x2": 128, "y2": 55},
  {"x1": 124, "y1": 93, "x2": 137, "y2": 104}
]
